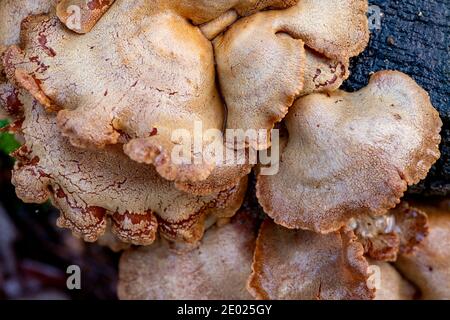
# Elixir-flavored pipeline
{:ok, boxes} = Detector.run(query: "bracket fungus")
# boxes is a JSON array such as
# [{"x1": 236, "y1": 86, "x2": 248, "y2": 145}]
[
  {"x1": 247, "y1": 202, "x2": 428, "y2": 300},
  {"x1": 3, "y1": 6, "x2": 222, "y2": 183},
  {"x1": 214, "y1": 0, "x2": 368, "y2": 149},
  {"x1": 6, "y1": 92, "x2": 247, "y2": 245},
  {"x1": 118, "y1": 211, "x2": 257, "y2": 300},
  {"x1": 118, "y1": 203, "x2": 430, "y2": 300},
  {"x1": 257, "y1": 71, "x2": 442, "y2": 233},
  {"x1": 3, "y1": 0, "x2": 301, "y2": 184},
  {"x1": 395, "y1": 200, "x2": 450, "y2": 300},
  {"x1": 0, "y1": 0, "x2": 447, "y2": 302},
  {"x1": 247, "y1": 219, "x2": 375, "y2": 300}
]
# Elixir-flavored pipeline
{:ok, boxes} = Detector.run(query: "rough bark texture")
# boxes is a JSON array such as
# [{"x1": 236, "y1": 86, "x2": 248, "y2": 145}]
[{"x1": 344, "y1": 0, "x2": 449, "y2": 196}]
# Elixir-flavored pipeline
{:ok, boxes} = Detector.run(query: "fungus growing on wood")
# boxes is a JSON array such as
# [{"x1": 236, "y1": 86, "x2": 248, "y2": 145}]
[
  {"x1": 247, "y1": 219, "x2": 374, "y2": 300},
  {"x1": 4, "y1": 0, "x2": 301, "y2": 183},
  {"x1": 0, "y1": 0, "x2": 447, "y2": 302},
  {"x1": 214, "y1": 0, "x2": 368, "y2": 149},
  {"x1": 257, "y1": 71, "x2": 442, "y2": 233},
  {"x1": 8, "y1": 93, "x2": 247, "y2": 245},
  {"x1": 3, "y1": 6, "x2": 222, "y2": 183},
  {"x1": 118, "y1": 210, "x2": 257, "y2": 300}
]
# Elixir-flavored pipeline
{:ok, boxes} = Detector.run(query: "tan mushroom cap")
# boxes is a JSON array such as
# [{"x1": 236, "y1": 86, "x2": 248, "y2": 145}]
[
  {"x1": 395, "y1": 200, "x2": 450, "y2": 300},
  {"x1": 257, "y1": 71, "x2": 442, "y2": 233},
  {"x1": 214, "y1": 0, "x2": 367, "y2": 149},
  {"x1": 350, "y1": 201, "x2": 429, "y2": 262},
  {"x1": 3, "y1": 1, "x2": 225, "y2": 184},
  {"x1": 247, "y1": 219, "x2": 374, "y2": 300},
  {"x1": 369, "y1": 260, "x2": 416, "y2": 300},
  {"x1": 9, "y1": 93, "x2": 247, "y2": 246},
  {"x1": 118, "y1": 211, "x2": 257, "y2": 300},
  {"x1": 4, "y1": 0, "x2": 287, "y2": 184},
  {"x1": 214, "y1": 14, "x2": 305, "y2": 150},
  {"x1": 1, "y1": 2, "x2": 254, "y2": 195},
  {"x1": 276, "y1": 0, "x2": 369, "y2": 61}
]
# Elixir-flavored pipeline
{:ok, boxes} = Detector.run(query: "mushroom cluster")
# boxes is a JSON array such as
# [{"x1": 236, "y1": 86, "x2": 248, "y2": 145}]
[{"x1": 1, "y1": 0, "x2": 448, "y2": 300}]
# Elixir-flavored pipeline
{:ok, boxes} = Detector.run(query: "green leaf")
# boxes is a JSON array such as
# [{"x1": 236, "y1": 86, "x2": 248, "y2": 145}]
[{"x1": 0, "y1": 119, "x2": 21, "y2": 154}]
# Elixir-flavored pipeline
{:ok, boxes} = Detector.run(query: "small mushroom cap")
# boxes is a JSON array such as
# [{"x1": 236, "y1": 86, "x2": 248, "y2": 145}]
[
  {"x1": 214, "y1": 0, "x2": 366, "y2": 150},
  {"x1": 9, "y1": 93, "x2": 247, "y2": 245},
  {"x1": 3, "y1": 2, "x2": 225, "y2": 184},
  {"x1": 0, "y1": 2, "x2": 252, "y2": 195},
  {"x1": 257, "y1": 71, "x2": 442, "y2": 233},
  {"x1": 350, "y1": 201, "x2": 429, "y2": 262},
  {"x1": 214, "y1": 13, "x2": 305, "y2": 150},
  {"x1": 395, "y1": 200, "x2": 450, "y2": 300},
  {"x1": 369, "y1": 260, "x2": 416, "y2": 300},
  {"x1": 247, "y1": 219, "x2": 374, "y2": 300},
  {"x1": 276, "y1": 0, "x2": 369, "y2": 61},
  {"x1": 118, "y1": 211, "x2": 258, "y2": 300}
]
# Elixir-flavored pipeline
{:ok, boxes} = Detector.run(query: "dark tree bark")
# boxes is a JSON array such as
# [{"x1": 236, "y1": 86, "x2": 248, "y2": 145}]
[{"x1": 344, "y1": 0, "x2": 450, "y2": 196}]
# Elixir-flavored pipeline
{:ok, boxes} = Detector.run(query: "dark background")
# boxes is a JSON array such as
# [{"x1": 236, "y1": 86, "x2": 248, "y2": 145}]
[{"x1": 0, "y1": 0, "x2": 449, "y2": 300}]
